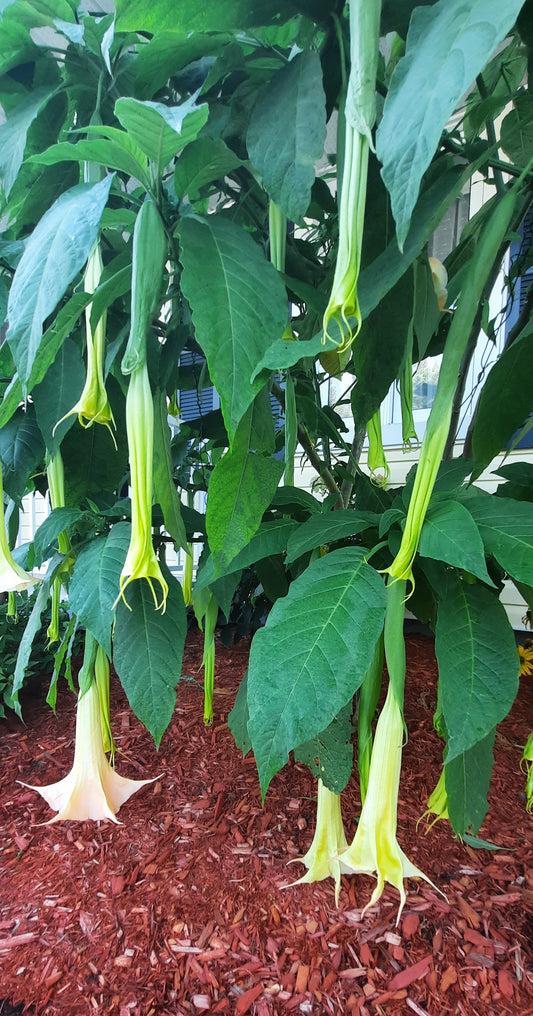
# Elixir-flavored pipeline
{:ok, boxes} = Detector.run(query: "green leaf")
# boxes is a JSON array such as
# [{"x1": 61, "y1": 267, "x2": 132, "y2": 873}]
[
  {"x1": 376, "y1": 0, "x2": 526, "y2": 247},
  {"x1": 68, "y1": 522, "x2": 130, "y2": 657},
  {"x1": 271, "y1": 485, "x2": 323, "y2": 516},
  {"x1": 247, "y1": 547, "x2": 387, "y2": 796},
  {"x1": 247, "y1": 50, "x2": 326, "y2": 223},
  {"x1": 251, "y1": 330, "x2": 337, "y2": 380},
  {"x1": 358, "y1": 160, "x2": 468, "y2": 318},
  {"x1": 114, "y1": 95, "x2": 208, "y2": 175},
  {"x1": 132, "y1": 32, "x2": 233, "y2": 98},
  {"x1": 174, "y1": 138, "x2": 242, "y2": 201},
  {"x1": 285, "y1": 509, "x2": 380, "y2": 564},
  {"x1": 206, "y1": 418, "x2": 284, "y2": 573},
  {"x1": 32, "y1": 337, "x2": 85, "y2": 454},
  {"x1": 116, "y1": 0, "x2": 314, "y2": 32},
  {"x1": 113, "y1": 567, "x2": 186, "y2": 746},
  {"x1": 465, "y1": 490, "x2": 533, "y2": 585},
  {"x1": 435, "y1": 572, "x2": 519, "y2": 763},
  {"x1": 445, "y1": 729, "x2": 495, "y2": 836},
  {"x1": 6, "y1": 176, "x2": 113, "y2": 388},
  {"x1": 294, "y1": 701, "x2": 354, "y2": 794},
  {"x1": 501, "y1": 90, "x2": 533, "y2": 168},
  {"x1": 0, "y1": 405, "x2": 45, "y2": 504},
  {"x1": 59, "y1": 378, "x2": 128, "y2": 506},
  {"x1": 418, "y1": 500, "x2": 495, "y2": 585},
  {"x1": 31, "y1": 136, "x2": 150, "y2": 186},
  {"x1": 471, "y1": 323, "x2": 533, "y2": 474},
  {"x1": 194, "y1": 517, "x2": 298, "y2": 593},
  {"x1": 153, "y1": 389, "x2": 187, "y2": 551},
  {"x1": 178, "y1": 215, "x2": 287, "y2": 441},
  {"x1": 33, "y1": 507, "x2": 85, "y2": 567},
  {"x1": 352, "y1": 267, "x2": 414, "y2": 426},
  {"x1": 0, "y1": 84, "x2": 56, "y2": 198}
]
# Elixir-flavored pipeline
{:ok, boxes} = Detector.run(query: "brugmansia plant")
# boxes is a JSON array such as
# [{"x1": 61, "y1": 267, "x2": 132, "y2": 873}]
[{"x1": 0, "y1": 0, "x2": 532, "y2": 926}]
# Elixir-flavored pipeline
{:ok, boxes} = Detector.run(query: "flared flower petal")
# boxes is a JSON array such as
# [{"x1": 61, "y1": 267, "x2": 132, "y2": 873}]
[
  {"x1": 339, "y1": 686, "x2": 436, "y2": 922},
  {"x1": 419, "y1": 769, "x2": 449, "y2": 830},
  {"x1": 21, "y1": 681, "x2": 155, "y2": 823},
  {"x1": 287, "y1": 780, "x2": 348, "y2": 903}
]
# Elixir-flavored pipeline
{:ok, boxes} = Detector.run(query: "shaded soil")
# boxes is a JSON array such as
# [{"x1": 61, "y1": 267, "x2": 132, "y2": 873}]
[{"x1": 0, "y1": 631, "x2": 532, "y2": 1016}]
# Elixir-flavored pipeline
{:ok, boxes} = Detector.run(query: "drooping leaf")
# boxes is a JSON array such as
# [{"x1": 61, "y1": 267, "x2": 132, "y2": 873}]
[
  {"x1": 0, "y1": 405, "x2": 45, "y2": 505},
  {"x1": 114, "y1": 95, "x2": 208, "y2": 175},
  {"x1": 435, "y1": 571, "x2": 519, "y2": 763},
  {"x1": 116, "y1": 0, "x2": 325, "y2": 32},
  {"x1": 33, "y1": 507, "x2": 85, "y2": 567},
  {"x1": 445, "y1": 729, "x2": 496, "y2": 836},
  {"x1": 500, "y1": 90, "x2": 533, "y2": 168},
  {"x1": 0, "y1": 85, "x2": 57, "y2": 198},
  {"x1": 228, "y1": 670, "x2": 251, "y2": 756},
  {"x1": 68, "y1": 522, "x2": 131, "y2": 657},
  {"x1": 178, "y1": 215, "x2": 287, "y2": 441},
  {"x1": 7, "y1": 176, "x2": 113, "y2": 388},
  {"x1": 294, "y1": 701, "x2": 354, "y2": 794},
  {"x1": 247, "y1": 548, "x2": 387, "y2": 796},
  {"x1": 247, "y1": 50, "x2": 326, "y2": 223},
  {"x1": 251, "y1": 330, "x2": 337, "y2": 380},
  {"x1": 352, "y1": 266, "x2": 414, "y2": 426},
  {"x1": 113, "y1": 567, "x2": 187, "y2": 746},
  {"x1": 471, "y1": 323, "x2": 533, "y2": 474},
  {"x1": 464, "y1": 489, "x2": 533, "y2": 585},
  {"x1": 418, "y1": 500, "x2": 495, "y2": 585},
  {"x1": 32, "y1": 337, "x2": 85, "y2": 454},
  {"x1": 376, "y1": 0, "x2": 526, "y2": 247},
  {"x1": 285, "y1": 509, "x2": 380, "y2": 564},
  {"x1": 59, "y1": 378, "x2": 128, "y2": 506}
]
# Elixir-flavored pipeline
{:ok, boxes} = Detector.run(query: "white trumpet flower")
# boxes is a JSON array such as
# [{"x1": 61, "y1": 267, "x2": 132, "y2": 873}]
[{"x1": 21, "y1": 680, "x2": 155, "y2": 823}]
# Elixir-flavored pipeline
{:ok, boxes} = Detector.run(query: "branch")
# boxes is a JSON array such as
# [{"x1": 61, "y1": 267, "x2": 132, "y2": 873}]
[{"x1": 271, "y1": 380, "x2": 342, "y2": 503}]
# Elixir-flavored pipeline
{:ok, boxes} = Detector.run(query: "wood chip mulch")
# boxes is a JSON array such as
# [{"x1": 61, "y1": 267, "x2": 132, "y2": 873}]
[{"x1": 0, "y1": 629, "x2": 532, "y2": 1016}]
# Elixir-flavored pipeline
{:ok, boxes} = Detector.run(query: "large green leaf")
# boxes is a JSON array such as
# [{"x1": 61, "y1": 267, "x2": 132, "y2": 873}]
[
  {"x1": 132, "y1": 33, "x2": 233, "y2": 98},
  {"x1": 174, "y1": 138, "x2": 242, "y2": 201},
  {"x1": 285, "y1": 509, "x2": 379, "y2": 564},
  {"x1": 59, "y1": 379, "x2": 128, "y2": 506},
  {"x1": 294, "y1": 701, "x2": 354, "y2": 794},
  {"x1": 418, "y1": 500, "x2": 494, "y2": 585},
  {"x1": 114, "y1": 95, "x2": 208, "y2": 176},
  {"x1": 153, "y1": 389, "x2": 187, "y2": 551},
  {"x1": 247, "y1": 50, "x2": 326, "y2": 223},
  {"x1": 251, "y1": 330, "x2": 337, "y2": 380},
  {"x1": 7, "y1": 176, "x2": 112, "y2": 388},
  {"x1": 501, "y1": 90, "x2": 533, "y2": 168},
  {"x1": 68, "y1": 522, "x2": 131, "y2": 657},
  {"x1": 178, "y1": 216, "x2": 287, "y2": 441},
  {"x1": 194, "y1": 517, "x2": 298, "y2": 593},
  {"x1": 376, "y1": 0, "x2": 526, "y2": 247},
  {"x1": 31, "y1": 135, "x2": 149, "y2": 187},
  {"x1": 32, "y1": 337, "x2": 85, "y2": 454},
  {"x1": 33, "y1": 506, "x2": 85, "y2": 567},
  {"x1": 0, "y1": 405, "x2": 45, "y2": 504},
  {"x1": 113, "y1": 568, "x2": 186, "y2": 747},
  {"x1": 0, "y1": 85, "x2": 56, "y2": 198},
  {"x1": 471, "y1": 323, "x2": 533, "y2": 474},
  {"x1": 465, "y1": 489, "x2": 533, "y2": 585},
  {"x1": 444, "y1": 729, "x2": 495, "y2": 836},
  {"x1": 247, "y1": 547, "x2": 387, "y2": 796},
  {"x1": 435, "y1": 572, "x2": 519, "y2": 763}
]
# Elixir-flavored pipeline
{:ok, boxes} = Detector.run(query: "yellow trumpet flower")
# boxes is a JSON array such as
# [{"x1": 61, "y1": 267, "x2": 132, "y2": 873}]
[
  {"x1": 0, "y1": 464, "x2": 35, "y2": 594},
  {"x1": 288, "y1": 779, "x2": 348, "y2": 903}
]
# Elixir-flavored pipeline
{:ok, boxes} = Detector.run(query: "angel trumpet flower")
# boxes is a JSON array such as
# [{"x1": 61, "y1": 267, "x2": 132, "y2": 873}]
[
  {"x1": 0, "y1": 463, "x2": 35, "y2": 593},
  {"x1": 419, "y1": 769, "x2": 449, "y2": 830},
  {"x1": 339, "y1": 683, "x2": 436, "y2": 921},
  {"x1": 522, "y1": 731, "x2": 533, "y2": 813},
  {"x1": 288, "y1": 780, "x2": 348, "y2": 903},
  {"x1": 21, "y1": 679, "x2": 155, "y2": 823},
  {"x1": 54, "y1": 242, "x2": 116, "y2": 445},
  {"x1": 116, "y1": 363, "x2": 168, "y2": 612}
]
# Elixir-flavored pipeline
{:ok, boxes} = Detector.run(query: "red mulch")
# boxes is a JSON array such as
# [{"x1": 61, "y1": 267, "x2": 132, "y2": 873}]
[{"x1": 0, "y1": 630, "x2": 532, "y2": 1016}]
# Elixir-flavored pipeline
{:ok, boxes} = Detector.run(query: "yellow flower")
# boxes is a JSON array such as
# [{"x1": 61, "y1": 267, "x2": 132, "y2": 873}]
[
  {"x1": 287, "y1": 779, "x2": 348, "y2": 904},
  {"x1": 339, "y1": 686, "x2": 437, "y2": 922},
  {"x1": 518, "y1": 643, "x2": 533, "y2": 677},
  {"x1": 521, "y1": 731, "x2": 533, "y2": 813},
  {"x1": 20, "y1": 680, "x2": 155, "y2": 823},
  {"x1": 428, "y1": 256, "x2": 450, "y2": 312},
  {"x1": 419, "y1": 769, "x2": 449, "y2": 830}
]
